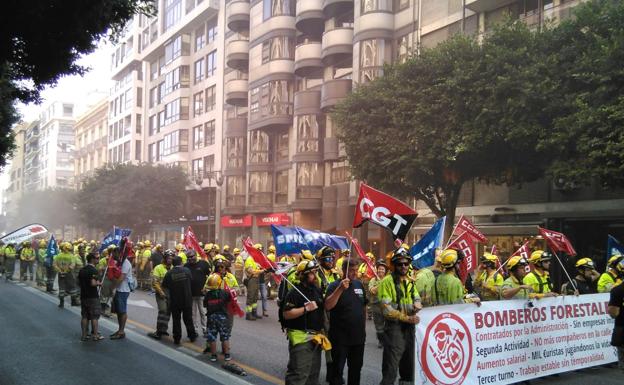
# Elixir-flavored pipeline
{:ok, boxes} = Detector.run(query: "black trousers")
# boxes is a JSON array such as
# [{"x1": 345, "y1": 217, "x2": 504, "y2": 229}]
[
  {"x1": 170, "y1": 304, "x2": 196, "y2": 341},
  {"x1": 330, "y1": 343, "x2": 365, "y2": 385},
  {"x1": 381, "y1": 322, "x2": 415, "y2": 385}
]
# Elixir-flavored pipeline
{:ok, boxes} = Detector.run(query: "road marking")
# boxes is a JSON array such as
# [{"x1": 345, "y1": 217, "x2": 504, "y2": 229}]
[
  {"x1": 126, "y1": 318, "x2": 284, "y2": 385},
  {"x1": 127, "y1": 299, "x2": 154, "y2": 309}
]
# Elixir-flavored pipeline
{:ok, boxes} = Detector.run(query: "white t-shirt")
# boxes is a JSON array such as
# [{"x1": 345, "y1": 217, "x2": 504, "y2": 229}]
[{"x1": 116, "y1": 259, "x2": 133, "y2": 293}]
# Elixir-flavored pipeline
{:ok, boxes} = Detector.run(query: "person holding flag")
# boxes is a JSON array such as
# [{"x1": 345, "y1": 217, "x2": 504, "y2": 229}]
[
  {"x1": 500, "y1": 256, "x2": 532, "y2": 300},
  {"x1": 598, "y1": 255, "x2": 624, "y2": 293},
  {"x1": 523, "y1": 250, "x2": 558, "y2": 299},
  {"x1": 561, "y1": 258, "x2": 600, "y2": 295},
  {"x1": 244, "y1": 244, "x2": 267, "y2": 320},
  {"x1": 473, "y1": 252, "x2": 504, "y2": 301}
]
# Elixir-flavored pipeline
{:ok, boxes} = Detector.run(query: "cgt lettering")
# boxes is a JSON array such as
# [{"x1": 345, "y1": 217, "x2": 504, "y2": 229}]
[{"x1": 359, "y1": 198, "x2": 408, "y2": 237}]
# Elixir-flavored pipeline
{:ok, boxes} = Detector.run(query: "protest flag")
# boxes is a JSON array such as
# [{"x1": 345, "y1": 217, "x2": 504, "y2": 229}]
[
  {"x1": 410, "y1": 217, "x2": 446, "y2": 269},
  {"x1": 242, "y1": 237, "x2": 281, "y2": 284},
  {"x1": 448, "y1": 231, "x2": 478, "y2": 283},
  {"x1": 183, "y1": 226, "x2": 208, "y2": 260},
  {"x1": 538, "y1": 227, "x2": 577, "y2": 257},
  {"x1": 345, "y1": 232, "x2": 377, "y2": 279},
  {"x1": 44, "y1": 234, "x2": 59, "y2": 268},
  {"x1": 607, "y1": 235, "x2": 624, "y2": 263}
]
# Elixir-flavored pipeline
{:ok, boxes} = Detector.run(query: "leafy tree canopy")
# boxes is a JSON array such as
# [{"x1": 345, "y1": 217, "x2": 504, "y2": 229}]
[{"x1": 76, "y1": 163, "x2": 187, "y2": 233}]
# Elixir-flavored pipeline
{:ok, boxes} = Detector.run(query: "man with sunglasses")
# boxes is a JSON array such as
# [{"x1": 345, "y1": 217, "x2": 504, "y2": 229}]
[
  {"x1": 378, "y1": 248, "x2": 422, "y2": 385},
  {"x1": 317, "y1": 246, "x2": 341, "y2": 294}
]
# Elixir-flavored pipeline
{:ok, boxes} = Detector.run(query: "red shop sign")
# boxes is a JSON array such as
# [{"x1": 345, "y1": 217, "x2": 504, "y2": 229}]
[
  {"x1": 256, "y1": 213, "x2": 290, "y2": 227},
  {"x1": 221, "y1": 215, "x2": 253, "y2": 228}
]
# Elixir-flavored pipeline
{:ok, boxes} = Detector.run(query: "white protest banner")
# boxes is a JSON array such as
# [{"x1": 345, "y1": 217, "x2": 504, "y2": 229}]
[
  {"x1": 0, "y1": 223, "x2": 48, "y2": 244},
  {"x1": 416, "y1": 294, "x2": 618, "y2": 385}
]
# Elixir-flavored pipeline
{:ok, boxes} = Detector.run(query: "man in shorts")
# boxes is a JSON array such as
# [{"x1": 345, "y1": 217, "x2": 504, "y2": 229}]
[{"x1": 78, "y1": 253, "x2": 103, "y2": 341}]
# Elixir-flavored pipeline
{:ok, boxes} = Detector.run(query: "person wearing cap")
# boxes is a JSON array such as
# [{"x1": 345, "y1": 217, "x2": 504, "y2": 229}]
[
  {"x1": 473, "y1": 253, "x2": 504, "y2": 301},
  {"x1": 175, "y1": 243, "x2": 188, "y2": 264},
  {"x1": 607, "y1": 259, "x2": 624, "y2": 372},
  {"x1": 185, "y1": 249, "x2": 211, "y2": 333},
  {"x1": 19, "y1": 241, "x2": 35, "y2": 281},
  {"x1": 283, "y1": 259, "x2": 327, "y2": 385},
  {"x1": 378, "y1": 248, "x2": 422, "y2": 385},
  {"x1": 599, "y1": 255, "x2": 624, "y2": 293},
  {"x1": 221, "y1": 245, "x2": 234, "y2": 263},
  {"x1": 561, "y1": 258, "x2": 600, "y2": 295},
  {"x1": 431, "y1": 249, "x2": 481, "y2": 306},
  {"x1": 54, "y1": 241, "x2": 79, "y2": 308},
  {"x1": 501, "y1": 256, "x2": 533, "y2": 300},
  {"x1": 523, "y1": 250, "x2": 558, "y2": 298},
  {"x1": 266, "y1": 245, "x2": 278, "y2": 299},
  {"x1": 150, "y1": 244, "x2": 164, "y2": 273},
  {"x1": 369, "y1": 261, "x2": 388, "y2": 348},
  {"x1": 202, "y1": 272, "x2": 233, "y2": 362}
]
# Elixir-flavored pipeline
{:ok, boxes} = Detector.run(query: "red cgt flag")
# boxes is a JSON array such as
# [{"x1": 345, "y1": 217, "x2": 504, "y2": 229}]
[
  {"x1": 448, "y1": 231, "x2": 478, "y2": 283},
  {"x1": 183, "y1": 226, "x2": 208, "y2": 260},
  {"x1": 510, "y1": 241, "x2": 531, "y2": 260},
  {"x1": 345, "y1": 232, "x2": 376, "y2": 279},
  {"x1": 455, "y1": 215, "x2": 488, "y2": 244},
  {"x1": 353, "y1": 183, "x2": 417, "y2": 241},
  {"x1": 242, "y1": 237, "x2": 281, "y2": 284},
  {"x1": 538, "y1": 227, "x2": 577, "y2": 256}
]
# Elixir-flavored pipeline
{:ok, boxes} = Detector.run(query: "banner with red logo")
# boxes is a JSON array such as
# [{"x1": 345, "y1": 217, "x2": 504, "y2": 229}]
[
  {"x1": 352, "y1": 183, "x2": 417, "y2": 241},
  {"x1": 416, "y1": 294, "x2": 617, "y2": 385},
  {"x1": 448, "y1": 231, "x2": 477, "y2": 283},
  {"x1": 183, "y1": 226, "x2": 208, "y2": 260},
  {"x1": 538, "y1": 227, "x2": 577, "y2": 256},
  {"x1": 455, "y1": 215, "x2": 488, "y2": 243},
  {"x1": 242, "y1": 237, "x2": 281, "y2": 284},
  {"x1": 0, "y1": 223, "x2": 48, "y2": 245},
  {"x1": 345, "y1": 232, "x2": 376, "y2": 279}
]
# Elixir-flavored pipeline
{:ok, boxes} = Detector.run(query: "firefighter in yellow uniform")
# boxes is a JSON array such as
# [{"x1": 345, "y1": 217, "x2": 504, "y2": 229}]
[
  {"x1": 267, "y1": 245, "x2": 277, "y2": 299},
  {"x1": 335, "y1": 250, "x2": 350, "y2": 278},
  {"x1": 245, "y1": 246, "x2": 266, "y2": 320},
  {"x1": 473, "y1": 253, "x2": 504, "y2": 301},
  {"x1": 523, "y1": 250, "x2": 558, "y2": 299},
  {"x1": 138, "y1": 240, "x2": 153, "y2": 290},
  {"x1": 54, "y1": 242, "x2": 79, "y2": 308},
  {"x1": 280, "y1": 253, "x2": 298, "y2": 264},
  {"x1": 501, "y1": 256, "x2": 532, "y2": 299},
  {"x1": 35, "y1": 240, "x2": 47, "y2": 287},
  {"x1": 176, "y1": 243, "x2": 187, "y2": 264},
  {"x1": 0, "y1": 241, "x2": 5, "y2": 277},
  {"x1": 413, "y1": 265, "x2": 436, "y2": 308},
  {"x1": 19, "y1": 241, "x2": 36, "y2": 281},
  {"x1": 148, "y1": 249, "x2": 174, "y2": 339},
  {"x1": 317, "y1": 246, "x2": 341, "y2": 294},
  {"x1": 431, "y1": 249, "x2": 481, "y2": 305},
  {"x1": 3, "y1": 243, "x2": 17, "y2": 281},
  {"x1": 598, "y1": 255, "x2": 624, "y2": 293},
  {"x1": 233, "y1": 248, "x2": 245, "y2": 296}
]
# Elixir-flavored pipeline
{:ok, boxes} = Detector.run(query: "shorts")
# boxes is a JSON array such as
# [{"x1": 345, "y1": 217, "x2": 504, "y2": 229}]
[
  {"x1": 81, "y1": 298, "x2": 101, "y2": 320},
  {"x1": 112, "y1": 291, "x2": 130, "y2": 314},
  {"x1": 205, "y1": 313, "x2": 230, "y2": 342}
]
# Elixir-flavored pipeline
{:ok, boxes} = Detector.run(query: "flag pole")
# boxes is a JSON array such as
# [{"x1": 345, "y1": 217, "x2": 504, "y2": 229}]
[
  {"x1": 443, "y1": 216, "x2": 462, "y2": 250},
  {"x1": 551, "y1": 250, "x2": 578, "y2": 293},
  {"x1": 279, "y1": 271, "x2": 311, "y2": 303}
]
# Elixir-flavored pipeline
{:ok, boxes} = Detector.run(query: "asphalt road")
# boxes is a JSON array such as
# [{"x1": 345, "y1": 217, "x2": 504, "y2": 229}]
[{"x1": 2, "y1": 262, "x2": 624, "y2": 385}]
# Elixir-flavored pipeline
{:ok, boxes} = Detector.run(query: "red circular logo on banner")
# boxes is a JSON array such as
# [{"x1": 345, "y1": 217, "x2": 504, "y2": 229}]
[{"x1": 421, "y1": 312, "x2": 472, "y2": 385}]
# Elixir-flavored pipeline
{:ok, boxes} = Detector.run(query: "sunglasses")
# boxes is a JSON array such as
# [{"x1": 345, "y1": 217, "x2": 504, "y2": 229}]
[
  {"x1": 321, "y1": 257, "x2": 333, "y2": 261},
  {"x1": 395, "y1": 262, "x2": 410, "y2": 267}
]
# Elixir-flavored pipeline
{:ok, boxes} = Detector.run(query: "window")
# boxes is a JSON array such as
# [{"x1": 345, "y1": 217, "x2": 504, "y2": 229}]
[
  {"x1": 158, "y1": 82, "x2": 166, "y2": 102},
  {"x1": 164, "y1": 36, "x2": 182, "y2": 65},
  {"x1": 296, "y1": 115, "x2": 320, "y2": 153},
  {"x1": 204, "y1": 155, "x2": 214, "y2": 174},
  {"x1": 360, "y1": 38, "x2": 389, "y2": 83},
  {"x1": 191, "y1": 158, "x2": 203, "y2": 179},
  {"x1": 148, "y1": 143, "x2": 158, "y2": 162},
  {"x1": 249, "y1": 130, "x2": 270, "y2": 164},
  {"x1": 249, "y1": 172, "x2": 272, "y2": 204},
  {"x1": 204, "y1": 120, "x2": 215, "y2": 145},
  {"x1": 206, "y1": 50, "x2": 217, "y2": 77},
  {"x1": 361, "y1": 0, "x2": 393, "y2": 14},
  {"x1": 395, "y1": 0, "x2": 409, "y2": 11},
  {"x1": 193, "y1": 92, "x2": 204, "y2": 117},
  {"x1": 331, "y1": 160, "x2": 350, "y2": 184},
  {"x1": 158, "y1": 111, "x2": 165, "y2": 129},
  {"x1": 249, "y1": 80, "x2": 293, "y2": 122},
  {"x1": 194, "y1": 58, "x2": 205, "y2": 83},
  {"x1": 296, "y1": 162, "x2": 323, "y2": 198},
  {"x1": 158, "y1": 140, "x2": 164, "y2": 161},
  {"x1": 192, "y1": 125, "x2": 204, "y2": 150},
  {"x1": 275, "y1": 170, "x2": 288, "y2": 204},
  {"x1": 195, "y1": 26, "x2": 206, "y2": 52},
  {"x1": 149, "y1": 87, "x2": 157, "y2": 108},
  {"x1": 205, "y1": 86, "x2": 216, "y2": 112},
  {"x1": 226, "y1": 137, "x2": 245, "y2": 169},
  {"x1": 164, "y1": 97, "x2": 189, "y2": 125},
  {"x1": 263, "y1": 0, "x2": 295, "y2": 20},
  {"x1": 162, "y1": 129, "x2": 189, "y2": 156},
  {"x1": 226, "y1": 176, "x2": 245, "y2": 206},
  {"x1": 207, "y1": 22, "x2": 218, "y2": 43},
  {"x1": 276, "y1": 132, "x2": 289, "y2": 162},
  {"x1": 261, "y1": 36, "x2": 294, "y2": 64},
  {"x1": 396, "y1": 33, "x2": 413, "y2": 63},
  {"x1": 165, "y1": 0, "x2": 182, "y2": 31},
  {"x1": 135, "y1": 140, "x2": 142, "y2": 161},
  {"x1": 136, "y1": 114, "x2": 142, "y2": 134},
  {"x1": 123, "y1": 141, "x2": 131, "y2": 162}
]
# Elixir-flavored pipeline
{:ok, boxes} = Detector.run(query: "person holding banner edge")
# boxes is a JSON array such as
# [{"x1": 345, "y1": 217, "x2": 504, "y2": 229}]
[
  {"x1": 599, "y1": 255, "x2": 623, "y2": 293},
  {"x1": 500, "y1": 256, "x2": 532, "y2": 300},
  {"x1": 523, "y1": 250, "x2": 558, "y2": 299}
]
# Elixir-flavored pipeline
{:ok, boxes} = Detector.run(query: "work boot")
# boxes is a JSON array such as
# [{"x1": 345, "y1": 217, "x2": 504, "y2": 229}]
[
  {"x1": 245, "y1": 312, "x2": 256, "y2": 321},
  {"x1": 147, "y1": 331, "x2": 162, "y2": 340},
  {"x1": 254, "y1": 310, "x2": 262, "y2": 319},
  {"x1": 58, "y1": 298, "x2": 64, "y2": 308}
]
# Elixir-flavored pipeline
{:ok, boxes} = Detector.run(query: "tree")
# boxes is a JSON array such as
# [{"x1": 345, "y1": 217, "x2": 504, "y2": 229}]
[
  {"x1": 333, "y1": 21, "x2": 557, "y2": 239},
  {"x1": 12, "y1": 189, "x2": 79, "y2": 233},
  {"x1": 541, "y1": 0, "x2": 624, "y2": 189},
  {"x1": 75, "y1": 163, "x2": 187, "y2": 234},
  {"x1": 0, "y1": 0, "x2": 154, "y2": 169}
]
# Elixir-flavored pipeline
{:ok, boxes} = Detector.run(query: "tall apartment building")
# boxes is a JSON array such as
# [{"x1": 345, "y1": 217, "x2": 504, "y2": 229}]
[
  {"x1": 73, "y1": 99, "x2": 109, "y2": 187},
  {"x1": 217, "y1": 0, "x2": 616, "y2": 257},
  {"x1": 23, "y1": 120, "x2": 42, "y2": 192},
  {"x1": 38, "y1": 101, "x2": 76, "y2": 189},
  {"x1": 2, "y1": 122, "x2": 29, "y2": 218}
]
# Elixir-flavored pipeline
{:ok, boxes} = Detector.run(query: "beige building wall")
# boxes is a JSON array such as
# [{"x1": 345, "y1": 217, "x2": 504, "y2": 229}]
[{"x1": 73, "y1": 99, "x2": 109, "y2": 187}]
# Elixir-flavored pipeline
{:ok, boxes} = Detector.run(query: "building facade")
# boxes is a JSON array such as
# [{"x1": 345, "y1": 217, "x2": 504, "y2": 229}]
[
  {"x1": 73, "y1": 99, "x2": 109, "y2": 187},
  {"x1": 37, "y1": 101, "x2": 76, "y2": 189},
  {"x1": 2, "y1": 122, "x2": 29, "y2": 218}
]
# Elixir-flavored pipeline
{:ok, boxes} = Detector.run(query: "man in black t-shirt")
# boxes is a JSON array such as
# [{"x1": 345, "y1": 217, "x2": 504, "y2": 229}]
[
  {"x1": 608, "y1": 259, "x2": 624, "y2": 371},
  {"x1": 325, "y1": 260, "x2": 368, "y2": 385},
  {"x1": 184, "y1": 250, "x2": 211, "y2": 333},
  {"x1": 78, "y1": 253, "x2": 102, "y2": 341},
  {"x1": 163, "y1": 256, "x2": 198, "y2": 344}
]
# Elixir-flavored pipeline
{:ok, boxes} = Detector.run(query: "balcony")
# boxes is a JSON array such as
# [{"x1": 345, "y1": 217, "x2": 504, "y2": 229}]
[
  {"x1": 225, "y1": 117, "x2": 247, "y2": 138},
  {"x1": 227, "y1": 0, "x2": 250, "y2": 32},
  {"x1": 321, "y1": 78, "x2": 352, "y2": 111},
  {"x1": 321, "y1": 28, "x2": 353, "y2": 67},
  {"x1": 226, "y1": 40, "x2": 249, "y2": 71},
  {"x1": 354, "y1": 12, "x2": 394, "y2": 42},
  {"x1": 466, "y1": 0, "x2": 517, "y2": 12},
  {"x1": 294, "y1": 42, "x2": 323, "y2": 78},
  {"x1": 225, "y1": 79, "x2": 249, "y2": 107},
  {"x1": 323, "y1": 0, "x2": 353, "y2": 18},
  {"x1": 296, "y1": 0, "x2": 324, "y2": 37},
  {"x1": 294, "y1": 90, "x2": 321, "y2": 116}
]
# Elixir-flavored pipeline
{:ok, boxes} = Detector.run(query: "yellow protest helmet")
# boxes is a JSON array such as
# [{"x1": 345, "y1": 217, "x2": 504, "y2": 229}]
[
  {"x1": 268, "y1": 245, "x2": 276, "y2": 253},
  {"x1": 340, "y1": 249, "x2": 351, "y2": 256},
  {"x1": 296, "y1": 260, "x2": 319, "y2": 275},
  {"x1": 529, "y1": 250, "x2": 551, "y2": 264},
  {"x1": 507, "y1": 256, "x2": 528, "y2": 271},
  {"x1": 223, "y1": 245, "x2": 230, "y2": 252},
  {"x1": 608, "y1": 254, "x2": 623, "y2": 268},
  {"x1": 301, "y1": 250, "x2": 314, "y2": 260},
  {"x1": 575, "y1": 257, "x2": 595, "y2": 270},
  {"x1": 204, "y1": 243, "x2": 213, "y2": 251},
  {"x1": 254, "y1": 243, "x2": 263, "y2": 251},
  {"x1": 39, "y1": 240, "x2": 47, "y2": 247},
  {"x1": 365, "y1": 252, "x2": 375, "y2": 261},
  {"x1": 137, "y1": 241, "x2": 144, "y2": 248},
  {"x1": 233, "y1": 247, "x2": 241, "y2": 255},
  {"x1": 176, "y1": 243, "x2": 184, "y2": 251},
  {"x1": 60, "y1": 242, "x2": 73, "y2": 252},
  {"x1": 144, "y1": 240, "x2": 152, "y2": 247},
  {"x1": 440, "y1": 249, "x2": 459, "y2": 269},
  {"x1": 205, "y1": 273, "x2": 223, "y2": 290},
  {"x1": 213, "y1": 244, "x2": 220, "y2": 251}
]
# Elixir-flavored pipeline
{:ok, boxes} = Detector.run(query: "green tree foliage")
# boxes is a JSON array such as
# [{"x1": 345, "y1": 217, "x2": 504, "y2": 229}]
[
  {"x1": 12, "y1": 189, "x2": 79, "y2": 232},
  {"x1": 333, "y1": 21, "x2": 555, "y2": 238},
  {"x1": 76, "y1": 163, "x2": 187, "y2": 234},
  {"x1": 0, "y1": 0, "x2": 155, "y2": 169},
  {"x1": 542, "y1": 0, "x2": 624, "y2": 188}
]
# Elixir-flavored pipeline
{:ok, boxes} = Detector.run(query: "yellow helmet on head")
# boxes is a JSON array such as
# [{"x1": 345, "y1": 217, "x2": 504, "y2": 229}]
[
  {"x1": 529, "y1": 250, "x2": 551, "y2": 265},
  {"x1": 233, "y1": 247, "x2": 241, "y2": 255},
  {"x1": 616, "y1": 259, "x2": 624, "y2": 275},
  {"x1": 155, "y1": 244, "x2": 163, "y2": 251},
  {"x1": 60, "y1": 242, "x2": 73, "y2": 252},
  {"x1": 144, "y1": 240, "x2": 152, "y2": 247},
  {"x1": 223, "y1": 245, "x2": 230, "y2": 252},
  {"x1": 205, "y1": 273, "x2": 223, "y2": 290},
  {"x1": 365, "y1": 252, "x2": 375, "y2": 261},
  {"x1": 440, "y1": 249, "x2": 459, "y2": 269},
  {"x1": 204, "y1": 243, "x2": 213, "y2": 251},
  {"x1": 575, "y1": 257, "x2": 595, "y2": 270},
  {"x1": 340, "y1": 249, "x2": 350, "y2": 256},
  {"x1": 213, "y1": 244, "x2": 220, "y2": 251},
  {"x1": 90, "y1": 240, "x2": 96, "y2": 245},
  {"x1": 296, "y1": 260, "x2": 319, "y2": 275},
  {"x1": 39, "y1": 240, "x2": 47, "y2": 247},
  {"x1": 481, "y1": 253, "x2": 499, "y2": 264},
  {"x1": 608, "y1": 254, "x2": 623, "y2": 268},
  {"x1": 137, "y1": 242, "x2": 144, "y2": 248},
  {"x1": 301, "y1": 250, "x2": 314, "y2": 260},
  {"x1": 254, "y1": 243, "x2": 263, "y2": 251},
  {"x1": 507, "y1": 256, "x2": 528, "y2": 271},
  {"x1": 176, "y1": 243, "x2": 184, "y2": 251},
  {"x1": 268, "y1": 245, "x2": 276, "y2": 253}
]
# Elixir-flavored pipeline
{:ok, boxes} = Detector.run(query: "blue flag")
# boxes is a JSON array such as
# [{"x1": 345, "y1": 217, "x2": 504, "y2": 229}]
[
  {"x1": 99, "y1": 227, "x2": 132, "y2": 253},
  {"x1": 45, "y1": 235, "x2": 59, "y2": 268},
  {"x1": 271, "y1": 225, "x2": 349, "y2": 256},
  {"x1": 607, "y1": 235, "x2": 624, "y2": 263},
  {"x1": 410, "y1": 217, "x2": 446, "y2": 269}
]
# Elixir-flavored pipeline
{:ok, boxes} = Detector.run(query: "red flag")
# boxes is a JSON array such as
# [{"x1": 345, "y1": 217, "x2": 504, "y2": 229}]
[
  {"x1": 538, "y1": 227, "x2": 577, "y2": 256},
  {"x1": 223, "y1": 280, "x2": 245, "y2": 318},
  {"x1": 510, "y1": 241, "x2": 530, "y2": 260},
  {"x1": 455, "y1": 215, "x2": 488, "y2": 243},
  {"x1": 490, "y1": 244, "x2": 498, "y2": 256},
  {"x1": 183, "y1": 226, "x2": 208, "y2": 260},
  {"x1": 345, "y1": 232, "x2": 376, "y2": 279},
  {"x1": 353, "y1": 183, "x2": 417, "y2": 241},
  {"x1": 242, "y1": 237, "x2": 281, "y2": 284},
  {"x1": 448, "y1": 231, "x2": 477, "y2": 283}
]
